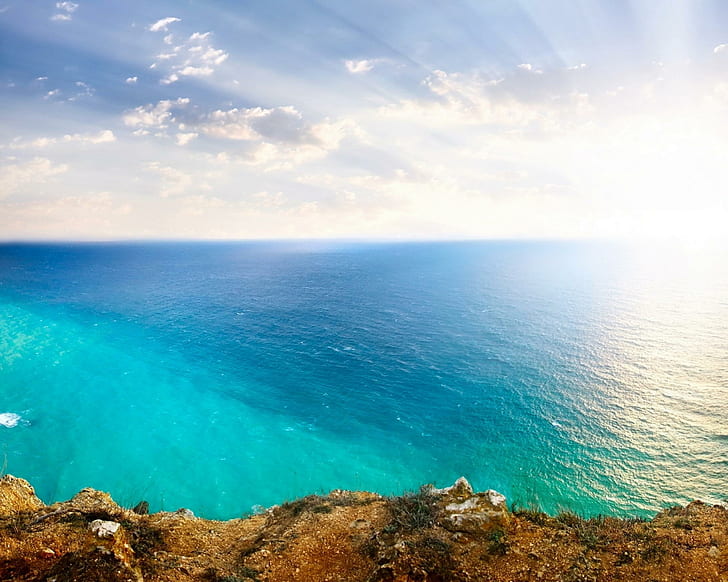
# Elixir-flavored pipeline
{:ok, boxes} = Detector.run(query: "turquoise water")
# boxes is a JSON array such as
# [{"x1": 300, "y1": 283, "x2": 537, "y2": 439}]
[{"x1": 1, "y1": 241, "x2": 727, "y2": 519}]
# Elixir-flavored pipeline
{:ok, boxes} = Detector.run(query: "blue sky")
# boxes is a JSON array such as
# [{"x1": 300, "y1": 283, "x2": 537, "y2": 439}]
[{"x1": 2, "y1": 0, "x2": 728, "y2": 241}]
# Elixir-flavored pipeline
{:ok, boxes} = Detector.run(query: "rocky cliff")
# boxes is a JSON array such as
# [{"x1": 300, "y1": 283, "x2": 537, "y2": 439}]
[{"x1": 1, "y1": 474, "x2": 727, "y2": 581}]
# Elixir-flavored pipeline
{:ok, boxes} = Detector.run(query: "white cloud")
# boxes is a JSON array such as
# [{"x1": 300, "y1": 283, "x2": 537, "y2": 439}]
[
  {"x1": 56, "y1": 2, "x2": 78, "y2": 12},
  {"x1": 241, "y1": 119, "x2": 359, "y2": 171},
  {"x1": 124, "y1": 97, "x2": 358, "y2": 168},
  {"x1": 149, "y1": 17, "x2": 180, "y2": 32},
  {"x1": 517, "y1": 63, "x2": 542, "y2": 74},
  {"x1": 378, "y1": 66, "x2": 603, "y2": 134},
  {"x1": 125, "y1": 76, "x2": 138, "y2": 84},
  {"x1": 64, "y1": 130, "x2": 116, "y2": 144},
  {"x1": 198, "y1": 106, "x2": 306, "y2": 141},
  {"x1": 145, "y1": 162, "x2": 195, "y2": 197},
  {"x1": 714, "y1": 43, "x2": 728, "y2": 54},
  {"x1": 123, "y1": 98, "x2": 189, "y2": 130},
  {"x1": 193, "y1": 106, "x2": 359, "y2": 168},
  {"x1": 51, "y1": 1, "x2": 78, "y2": 21},
  {"x1": 70, "y1": 80, "x2": 94, "y2": 100},
  {"x1": 3, "y1": 130, "x2": 116, "y2": 150},
  {"x1": 150, "y1": 30, "x2": 228, "y2": 84},
  {"x1": 1, "y1": 192, "x2": 134, "y2": 239},
  {"x1": 344, "y1": 59, "x2": 375, "y2": 74},
  {"x1": 44, "y1": 89, "x2": 61, "y2": 99},
  {"x1": 175, "y1": 132, "x2": 198, "y2": 146},
  {"x1": 0, "y1": 157, "x2": 69, "y2": 197}
]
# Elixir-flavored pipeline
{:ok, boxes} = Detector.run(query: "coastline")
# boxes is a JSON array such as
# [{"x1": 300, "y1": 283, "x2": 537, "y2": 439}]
[{"x1": 2, "y1": 474, "x2": 726, "y2": 581}]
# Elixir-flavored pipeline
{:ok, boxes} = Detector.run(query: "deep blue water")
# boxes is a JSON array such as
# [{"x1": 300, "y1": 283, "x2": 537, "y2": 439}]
[{"x1": 1, "y1": 240, "x2": 727, "y2": 519}]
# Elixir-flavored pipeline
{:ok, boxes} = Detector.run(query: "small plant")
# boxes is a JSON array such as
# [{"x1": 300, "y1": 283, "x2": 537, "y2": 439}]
[
  {"x1": 387, "y1": 487, "x2": 440, "y2": 532},
  {"x1": 640, "y1": 538, "x2": 673, "y2": 562},
  {"x1": 556, "y1": 510, "x2": 583, "y2": 528},
  {"x1": 513, "y1": 505, "x2": 550, "y2": 526},
  {"x1": 277, "y1": 495, "x2": 333, "y2": 517},
  {"x1": 672, "y1": 517, "x2": 693, "y2": 530},
  {"x1": 122, "y1": 518, "x2": 165, "y2": 557},
  {"x1": 555, "y1": 512, "x2": 608, "y2": 550},
  {"x1": 487, "y1": 528, "x2": 508, "y2": 555},
  {"x1": 412, "y1": 537, "x2": 457, "y2": 581},
  {"x1": 0, "y1": 512, "x2": 34, "y2": 538}
]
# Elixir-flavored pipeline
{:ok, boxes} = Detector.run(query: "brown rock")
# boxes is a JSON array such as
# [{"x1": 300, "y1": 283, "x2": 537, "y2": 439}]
[{"x1": 0, "y1": 475, "x2": 44, "y2": 516}]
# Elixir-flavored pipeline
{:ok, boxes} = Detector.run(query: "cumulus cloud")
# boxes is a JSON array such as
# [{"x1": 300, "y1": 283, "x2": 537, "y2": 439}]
[
  {"x1": 344, "y1": 59, "x2": 376, "y2": 74},
  {"x1": 124, "y1": 97, "x2": 359, "y2": 167},
  {"x1": 0, "y1": 157, "x2": 69, "y2": 197},
  {"x1": 714, "y1": 43, "x2": 728, "y2": 54},
  {"x1": 149, "y1": 28, "x2": 228, "y2": 84},
  {"x1": 240, "y1": 118, "x2": 359, "y2": 171},
  {"x1": 198, "y1": 106, "x2": 310, "y2": 142},
  {"x1": 123, "y1": 98, "x2": 190, "y2": 130},
  {"x1": 125, "y1": 76, "x2": 138, "y2": 84},
  {"x1": 149, "y1": 16, "x2": 180, "y2": 32},
  {"x1": 193, "y1": 106, "x2": 360, "y2": 168},
  {"x1": 51, "y1": 1, "x2": 78, "y2": 21}
]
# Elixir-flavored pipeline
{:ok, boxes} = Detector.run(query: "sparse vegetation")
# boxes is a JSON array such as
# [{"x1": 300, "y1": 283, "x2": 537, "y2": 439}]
[
  {"x1": 512, "y1": 504, "x2": 551, "y2": 526},
  {"x1": 487, "y1": 527, "x2": 508, "y2": 555},
  {"x1": 386, "y1": 486, "x2": 441, "y2": 532},
  {"x1": 2, "y1": 475, "x2": 728, "y2": 582},
  {"x1": 123, "y1": 517, "x2": 166, "y2": 556}
]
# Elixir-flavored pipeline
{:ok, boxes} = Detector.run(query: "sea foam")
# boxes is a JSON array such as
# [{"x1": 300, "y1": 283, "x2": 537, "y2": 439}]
[{"x1": 0, "y1": 412, "x2": 21, "y2": 428}]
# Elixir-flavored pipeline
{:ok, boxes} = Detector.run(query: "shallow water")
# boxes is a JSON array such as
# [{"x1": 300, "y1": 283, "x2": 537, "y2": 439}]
[{"x1": 1, "y1": 241, "x2": 726, "y2": 518}]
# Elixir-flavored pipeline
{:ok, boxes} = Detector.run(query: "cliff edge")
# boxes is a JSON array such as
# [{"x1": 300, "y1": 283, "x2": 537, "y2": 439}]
[{"x1": 1, "y1": 474, "x2": 727, "y2": 581}]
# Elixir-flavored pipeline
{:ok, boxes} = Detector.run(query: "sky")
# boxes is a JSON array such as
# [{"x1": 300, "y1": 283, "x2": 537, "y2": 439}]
[{"x1": 1, "y1": 0, "x2": 728, "y2": 242}]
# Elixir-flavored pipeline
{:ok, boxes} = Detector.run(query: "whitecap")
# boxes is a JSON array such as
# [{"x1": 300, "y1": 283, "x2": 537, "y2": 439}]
[{"x1": 0, "y1": 412, "x2": 21, "y2": 428}]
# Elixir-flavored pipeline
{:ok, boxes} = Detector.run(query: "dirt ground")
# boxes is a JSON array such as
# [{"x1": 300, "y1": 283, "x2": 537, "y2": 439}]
[{"x1": 2, "y1": 474, "x2": 728, "y2": 581}]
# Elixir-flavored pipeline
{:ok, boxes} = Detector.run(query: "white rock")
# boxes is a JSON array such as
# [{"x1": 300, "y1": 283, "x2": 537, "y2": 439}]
[
  {"x1": 445, "y1": 497, "x2": 482, "y2": 512},
  {"x1": 486, "y1": 489, "x2": 507, "y2": 507},
  {"x1": 89, "y1": 519, "x2": 120, "y2": 538},
  {"x1": 443, "y1": 512, "x2": 499, "y2": 533},
  {"x1": 431, "y1": 477, "x2": 474, "y2": 496}
]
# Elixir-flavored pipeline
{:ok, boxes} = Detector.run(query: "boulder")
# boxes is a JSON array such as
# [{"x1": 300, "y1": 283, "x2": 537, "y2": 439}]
[
  {"x1": 67, "y1": 487, "x2": 123, "y2": 519},
  {"x1": 431, "y1": 477, "x2": 509, "y2": 534},
  {"x1": 0, "y1": 475, "x2": 44, "y2": 516}
]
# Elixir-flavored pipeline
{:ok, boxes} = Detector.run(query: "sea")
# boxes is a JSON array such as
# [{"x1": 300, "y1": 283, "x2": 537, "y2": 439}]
[{"x1": 0, "y1": 240, "x2": 726, "y2": 520}]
